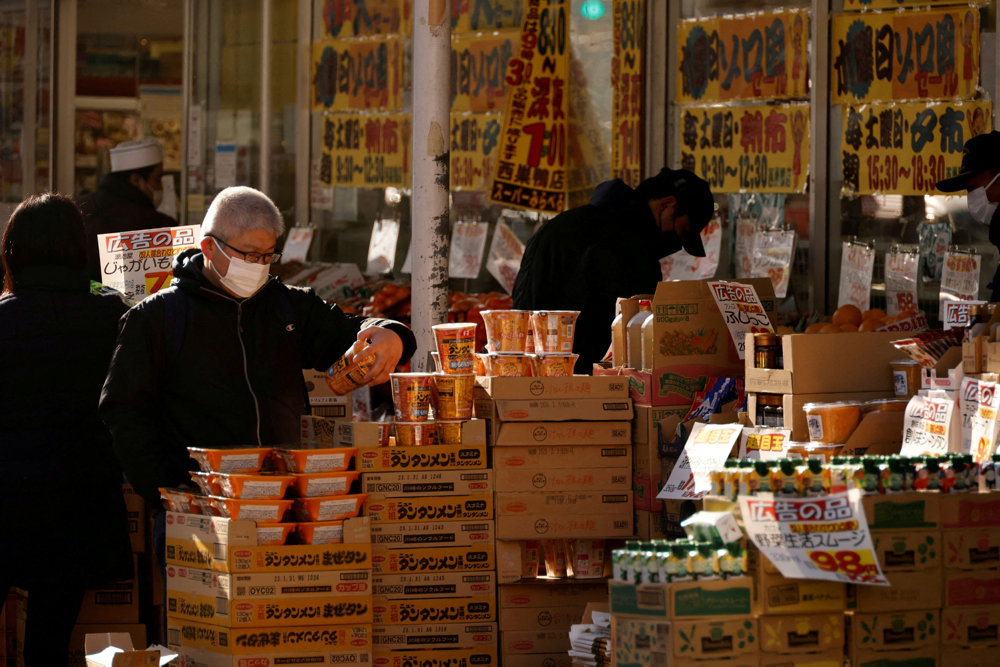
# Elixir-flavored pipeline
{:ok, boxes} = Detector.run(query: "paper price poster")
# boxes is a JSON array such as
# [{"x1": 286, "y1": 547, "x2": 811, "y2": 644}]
[
  {"x1": 740, "y1": 428, "x2": 792, "y2": 461},
  {"x1": 612, "y1": 0, "x2": 644, "y2": 187},
  {"x1": 319, "y1": 113, "x2": 411, "y2": 188},
  {"x1": 485, "y1": 220, "x2": 525, "y2": 294},
  {"x1": 963, "y1": 378, "x2": 1000, "y2": 463},
  {"x1": 740, "y1": 490, "x2": 889, "y2": 586},
  {"x1": 451, "y1": 31, "x2": 517, "y2": 113},
  {"x1": 838, "y1": 242, "x2": 875, "y2": 311},
  {"x1": 658, "y1": 422, "x2": 743, "y2": 500},
  {"x1": 884, "y1": 250, "x2": 920, "y2": 317},
  {"x1": 97, "y1": 225, "x2": 200, "y2": 304},
  {"x1": 282, "y1": 227, "x2": 314, "y2": 264},
  {"x1": 943, "y1": 300, "x2": 986, "y2": 331},
  {"x1": 311, "y1": 37, "x2": 404, "y2": 111},
  {"x1": 901, "y1": 391, "x2": 957, "y2": 458},
  {"x1": 751, "y1": 229, "x2": 796, "y2": 299},
  {"x1": 449, "y1": 221, "x2": 489, "y2": 279},
  {"x1": 659, "y1": 217, "x2": 722, "y2": 281},
  {"x1": 961, "y1": 377, "x2": 981, "y2": 455},
  {"x1": 451, "y1": 111, "x2": 501, "y2": 192},
  {"x1": 366, "y1": 218, "x2": 400, "y2": 275},
  {"x1": 939, "y1": 252, "x2": 982, "y2": 322},
  {"x1": 707, "y1": 280, "x2": 774, "y2": 360}
]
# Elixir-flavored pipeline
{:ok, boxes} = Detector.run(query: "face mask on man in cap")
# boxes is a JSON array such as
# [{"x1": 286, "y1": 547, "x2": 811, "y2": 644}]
[{"x1": 936, "y1": 131, "x2": 1000, "y2": 225}]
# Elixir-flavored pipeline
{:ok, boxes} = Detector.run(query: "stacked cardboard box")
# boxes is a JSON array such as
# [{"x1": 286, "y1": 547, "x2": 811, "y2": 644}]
[
  {"x1": 163, "y1": 512, "x2": 373, "y2": 665},
  {"x1": 359, "y1": 419, "x2": 499, "y2": 665}
]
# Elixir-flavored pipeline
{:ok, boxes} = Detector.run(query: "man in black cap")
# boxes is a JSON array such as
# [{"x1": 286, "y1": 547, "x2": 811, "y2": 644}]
[
  {"x1": 512, "y1": 168, "x2": 715, "y2": 372},
  {"x1": 936, "y1": 130, "x2": 1000, "y2": 300}
]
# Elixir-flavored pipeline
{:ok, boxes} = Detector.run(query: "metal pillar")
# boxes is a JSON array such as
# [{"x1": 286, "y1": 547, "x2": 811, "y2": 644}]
[{"x1": 409, "y1": 0, "x2": 451, "y2": 372}]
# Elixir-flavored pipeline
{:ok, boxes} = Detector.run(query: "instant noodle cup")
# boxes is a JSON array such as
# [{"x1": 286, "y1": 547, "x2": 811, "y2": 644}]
[
  {"x1": 567, "y1": 539, "x2": 606, "y2": 579},
  {"x1": 473, "y1": 353, "x2": 489, "y2": 376},
  {"x1": 254, "y1": 523, "x2": 297, "y2": 546},
  {"x1": 489, "y1": 352, "x2": 532, "y2": 377},
  {"x1": 432, "y1": 322, "x2": 478, "y2": 374},
  {"x1": 435, "y1": 420, "x2": 466, "y2": 445},
  {"x1": 326, "y1": 344, "x2": 377, "y2": 395},
  {"x1": 288, "y1": 471, "x2": 361, "y2": 497},
  {"x1": 530, "y1": 353, "x2": 578, "y2": 377},
  {"x1": 803, "y1": 401, "x2": 862, "y2": 444},
  {"x1": 394, "y1": 422, "x2": 438, "y2": 446},
  {"x1": 187, "y1": 446, "x2": 271, "y2": 473},
  {"x1": 296, "y1": 520, "x2": 344, "y2": 545},
  {"x1": 430, "y1": 351, "x2": 441, "y2": 372},
  {"x1": 530, "y1": 310, "x2": 580, "y2": 354},
  {"x1": 188, "y1": 471, "x2": 222, "y2": 496},
  {"x1": 208, "y1": 497, "x2": 294, "y2": 523},
  {"x1": 431, "y1": 373, "x2": 475, "y2": 419},
  {"x1": 274, "y1": 447, "x2": 356, "y2": 473},
  {"x1": 481, "y1": 309, "x2": 531, "y2": 352},
  {"x1": 390, "y1": 372, "x2": 435, "y2": 421},
  {"x1": 292, "y1": 493, "x2": 367, "y2": 522},
  {"x1": 213, "y1": 472, "x2": 294, "y2": 499}
]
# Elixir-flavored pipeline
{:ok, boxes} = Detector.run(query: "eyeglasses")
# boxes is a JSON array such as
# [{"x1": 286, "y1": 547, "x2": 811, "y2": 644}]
[{"x1": 208, "y1": 235, "x2": 282, "y2": 265}]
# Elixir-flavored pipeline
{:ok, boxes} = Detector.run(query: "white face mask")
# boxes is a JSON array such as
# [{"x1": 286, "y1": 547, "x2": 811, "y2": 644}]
[
  {"x1": 211, "y1": 238, "x2": 269, "y2": 298},
  {"x1": 968, "y1": 172, "x2": 1000, "y2": 224},
  {"x1": 151, "y1": 187, "x2": 163, "y2": 208}
]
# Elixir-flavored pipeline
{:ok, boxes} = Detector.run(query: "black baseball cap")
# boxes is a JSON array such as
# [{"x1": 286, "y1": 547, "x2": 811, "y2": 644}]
[
  {"x1": 936, "y1": 130, "x2": 1000, "y2": 192},
  {"x1": 635, "y1": 168, "x2": 714, "y2": 257}
]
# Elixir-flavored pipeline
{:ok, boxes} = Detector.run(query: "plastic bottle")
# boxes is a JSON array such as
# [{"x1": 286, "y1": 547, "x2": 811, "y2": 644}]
[
  {"x1": 640, "y1": 313, "x2": 657, "y2": 371},
  {"x1": 626, "y1": 300, "x2": 653, "y2": 370},
  {"x1": 610, "y1": 310, "x2": 626, "y2": 366}
]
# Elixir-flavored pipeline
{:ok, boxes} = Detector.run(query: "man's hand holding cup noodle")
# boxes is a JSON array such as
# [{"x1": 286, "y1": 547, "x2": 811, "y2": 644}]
[{"x1": 355, "y1": 326, "x2": 404, "y2": 385}]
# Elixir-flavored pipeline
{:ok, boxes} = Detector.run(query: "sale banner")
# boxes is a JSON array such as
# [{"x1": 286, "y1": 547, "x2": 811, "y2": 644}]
[
  {"x1": 832, "y1": 8, "x2": 980, "y2": 104},
  {"x1": 451, "y1": 0, "x2": 524, "y2": 33},
  {"x1": 97, "y1": 225, "x2": 200, "y2": 304},
  {"x1": 485, "y1": 220, "x2": 525, "y2": 294},
  {"x1": 884, "y1": 249, "x2": 920, "y2": 317},
  {"x1": 841, "y1": 101, "x2": 993, "y2": 195},
  {"x1": 838, "y1": 242, "x2": 875, "y2": 311},
  {"x1": 679, "y1": 103, "x2": 810, "y2": 194},
  {"x1": 708, "y1": 280, "x2": 774, "y2": 360},
  {"x1": 678, "y1": 9, "x2": 809, "y2": 103},
  {"x1": 366, "y1": 218, "x2": 400, "y2": 275},
  {"x1": 451, "y1": 31, "x2": 517, "y2": 112},
  {"x1": 612, "y1": 0, "x2": 644, "y2": 186},
  {"x1": 318, "y1": 113, "x2": 411, "y2": 188},
  {"x1": 658, "y1": 422, "x2": 743, "y2": 500},
  {"x1": 449, "y1": 221, "x2": 490, "y2": 279},
  {"x1": 740, "y1": 427, "x2": 792, "y2": 461},
  {"x1": 740, "y1": 490, "x2": 890, "y2": 585},
  {"x1": 312, "y1": 37, "x2": 404, "y2": 111},
  {"x1": 939, "y1": 251, "x2": 982, "y2": 322},
  {"x1": 751, "y1": 229, "x2": 796, "y2": 299},
  {"x1": 320, "y1": 0, "x2": 404, "y2": 38},
  {"x1": 451, "y1": 111, "x2": 501, "y2": 192},
  {"x1": 488, "y1": 0, "x2": 571, "y2": 213},
  {"x1": 659, "y1": 217, "x2": 722, "y2": 282},
  {"x1": 901, "y1": 391, "x2": 958, "y2": 458},
  {"x1": 963, "y1": 378, "x2": 1000, "y2": 464}
]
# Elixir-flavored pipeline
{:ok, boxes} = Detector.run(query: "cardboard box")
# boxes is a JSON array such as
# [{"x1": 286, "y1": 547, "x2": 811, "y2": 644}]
[
  {"x1": 744, "y1": 330, "x2": 903, "y2": 394},
  {"x1": 372, "y1": 647, "x2": 499, "y2": 667},
  {"x1": 370, "y1": 545, "x2": 495, "y2": 574},
  {"x1": 943, "y1": 528, "x2": 1000, "y2": 569},
  {"x1": 494, "y1": 466, "x2": 631, "y2": 492},
  {"x1": 361, "y1": 469, "x2": 493, "y2": 497},
  {"x1": 610, "y1": 615, "x2": 671, "y2": 667},
  {"x1": 500, "y1": 629, "x2": 569, "y2": 654},
  {"x1": 941, "y1": 494, "x2": 1000, "y2": 529},
  {"x1": 77, "y1": 557, "x2": 140, "y2": 624},
  {"x1": 498, "y1": 582, "x2": 607, "y2": 609},
  {"x1": 69, "y1": 625, "x2": 146, "y2": 667},
  {"x1": 632, "y1": 404, "x2": 694, "y2": 448},
  {"x1": 355, "y1": 443, "x2": 487, "y2": 472},
  {"x1": 757, "y1": 571, "x2": 847, "y2": 614},
  {"x1": 758, "y1": 613, "x2": 845, "y2": 655},
  {"x1": 670, "y1": 579, "x2": 758, "y2": 619},
  {"x1": 633, "y1": 472, "x2": 664, "y2": 513},
  {"x1": 496, "y1": 540, "x2": 527, "y2": 584},
  {"x1": 372, "y1": 623, "x2": 497, "y2": 650},
  {"x1": 122, "y1": 484, "x2": 146, "y2": 554},
  {"x1": 370, "y1": 520, "x2": 495, "y2": 549},
  {"x1": 299, "y1": 414, "x2": 339, "y2": 445},
  {"x1": 166, "y1": 618, "x2": 370, "y2": 654},
  {"x1": 608, "y1": 581, "x2": 669, "y2": 618},
  {"x1": 758, "y1": 652, "x2": 845, "y2": 667},
  {"x1": 174, "y1": 647, "x2": 370, "y2": 666},
  {"x1": 852, "y1": 646, "x2": 941, "y2": 666},
  {"x1": 475, "y1": 375, "x2": 628, "y2": 400},
  {"x1": 491, "y1": 420, "x2": 631, "y2": 446},
  {"x1": 848, "y1": 609, "x2": 940, "y2": 651},
  {"x1": 495, "y1": 492, "x2": 633, "y2": 540},
  {"x1": 863, "y1": 493, "x2": 941, "y2": 531},
  {"x1": 373, "y1": 572, "x2": 496, "y2": 600},
  {"x1": 747, "y1": 389, "x2": 894, "y2": 441},
  {"x1": 365, "y1": 494, "x2": 493, "y2": 523},
  {"x1": 672, "y1": 657, "x2": 760, "y2": 667},
  {"x1": 498, "y1": 653, "x2": 573, "y2": 667},
  {"x1": 335, "y1": 420, "x2": 401, "y2": 447},
  {"x1": 83, "y1": 632, "x2": 174, "y2": 667},
  {"x1": 941, "y1": 606, "x2": 1000, "y2": 646},
  {"x1": 852, "y1": 570, "x2": 943, "y2": 612},
  {"x1": 672, "y1": 616, "x2": 758, "y2": 659},
  {"x1": 492, "y1": 444, "x2": 631, "y2": 470},
  {"x1": 943, "y1": 570, "x2": 1000, "y2": 608},
  {"x1": 373, "y1": 596, "x2": 495, "y2": 624},
  {"x1": 498, "y1": 605, "x2": 586, "y2": 632},
  {"x1": 948, "y1": 646, "x2": 1000, "y2": 666},
  {"x1": 303, "y1": 369, "x2": 350, "y2": 412},
  {"x1": 872, "y1": 530, "x2": 942, "y2": 571},
  {"x1": 476, "y1": 397, "x2": 634, "y2": 422},
  {"x1": 635, "y1": 505, "x2": 690, "y2": 540}
]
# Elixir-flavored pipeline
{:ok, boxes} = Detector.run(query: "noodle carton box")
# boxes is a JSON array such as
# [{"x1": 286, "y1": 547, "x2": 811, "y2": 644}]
[
  {"x1": 372, "y1": 648, "x2": 499, "y2": 667},
  {"x1": 361, "y1": 469, "x2": 493, "y2": 497},
  {"x1": 372, "y1": 623, "x2": 498, "y2": 651},
  {"x1": 373, "y1": 571, "x2": 496, "y2": 600}
]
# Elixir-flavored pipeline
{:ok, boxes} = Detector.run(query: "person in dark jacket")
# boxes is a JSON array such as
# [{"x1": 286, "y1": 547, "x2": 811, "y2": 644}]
[
  {"x1": 0, "y1": 194, "x2": 134, "y2": 666},
  {"x1": 936, "y1": 130, "x2": 1000, "y2": 301},
  {"x1": 77, "y1": 137, "x2": 176, "y2": 282},
  {"x1": 512, "y1": 168, "x2": 715, "y2": 372}
]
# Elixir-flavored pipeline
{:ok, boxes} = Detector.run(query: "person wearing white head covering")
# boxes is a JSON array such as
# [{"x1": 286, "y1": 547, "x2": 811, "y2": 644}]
[{"x1": 76, "y1": 138, "x2": 176, "y2": 282}]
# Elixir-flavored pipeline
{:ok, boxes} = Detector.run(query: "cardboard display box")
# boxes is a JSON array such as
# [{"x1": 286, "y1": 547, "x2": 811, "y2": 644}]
[
  {"x1": 475, "y1": 396, "x2": 634, "y2": 422},
  {"x1": 491, "y1": 420, "x2": 631, "y2": 447},
  {"x1": 495, "y1": 491, "x2": 633, "y2": 540},
  {"x1": 757, "y1": 612, "x2": 845, "y2": 655},
  {"x1": 372, "y1": 623, "x2": 498, "y2": 650},
  {"x1": 77, "y1": 556, "x2": 140, "y2": 625},
  {"x1": 757, "y1": 570, "x2": 847, "y2": 615},
  {"x1": 492, "y1": 443, "x2": 631, "y2": 471},
  {"x1": 943, "y1": 570, "x2": 1000, "y2": 608},
  {"x1": 672, "y1": 657, "x2": 760, "y2": 667},
  {"x1": 847, "y1": 609, "x2": 940, "y2": 652},
  {"x1": 758, "y1": 652, "x2": 845, "y2": 667},
  {"x1": 370, "y1": 544, "x2": 495, "y2": 574},
  {"x1": 370, "y1": 520, "x2": 495, "y2": 549},
  {"x1": 941, "y1": 606, "x2": 1000, "y2": 647},
  {"x1": 747, "y1": 389, "x2": 895, "y2": 442},
  {"x1": 122, "y1": 484, "x2": 146, "y2": 554},
  {"x1": 475, "y1": 375, "x2": 628, "y2": 400},
  {"x1": 498, "y1": 653, "x2": 573, "y2": 667},
  {"x1": 174, "y1": 646, "x2": 370, "y2": 666},
  {"x1": 500, "y1": 629, "x2": 569, "y2": 654},
  {"x1": 948, "y1": 646, "x2": 1000, "y2": 667},
  {"x1": 608, "y1": 579, "x2": 756, "y2": 620},
  {"x1": 498, "y1": 604, "x2": 589, "y2": 632},
  {"x1": 852, "y1": 646, "x2": 940, "y2": 667},
  {"x1": 593, "y1": 366, "x2": 701, "y2": 407},
  {"x1": 863, "y1": 493, "x2": 941, "y2": 531},
  {"x1": 941, "y1": 494, "x2": 1000, "y2": 530},
  {"x1": 851, "y1": 570, "x2": 943, "y2": 613},
  {"x1": 69, "y1": 624, "x2": 147, "y2": 667},
  {"x1": 610, "y1": 614, "x2": 671, "y2": 667},
  {"x1": 365, "y1": 494, "x2": 493, "y2": 523},
  {"x1": 872, "y1": 530, "x2": 942, "y2": 571},
  {"x1": 635, "y1": 505, "x2": 691, "y2": 541},
  {"x1": 373, "y1": 596, "x2": 495, "y2": 625},
  {"x1": 498, "y1": 582, "x2": 607, "y2": 609},
  {"x1": 166, "y1": 618, "x2": 369, "y2": 654},
  {"x1": 943, "y1": 528, "x2": 1000, "y2": 569},
  {"x1": 303, "y1": 369, "x2": 350, "y2": 410},
  {"x1": 355, "y1": 443, "x2": 487, "y2": 472},
  {"x1": 372, "y1": 647, "x2": 499, "y2": 667},
  {"x1": 494, "y1": 466, "x2": 631, "y2": 492},
  {"x1": 672, "y1": 616, "x2": 758, "y2": 659},
  {"x1": 373, "y1": 571, "x2": 496, "y2": 600},
  {"x1": 361, "y1": 469, "x2": 493, "y2": 497}
]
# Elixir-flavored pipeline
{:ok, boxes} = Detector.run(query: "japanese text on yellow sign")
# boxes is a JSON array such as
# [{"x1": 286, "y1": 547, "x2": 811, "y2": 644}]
[
  {"x1": 841, "y1": 101, "x2": 992, "y2": 195},
  {"x1": 451, "y1": 0, "x2": 525, "y2": 33},
  {"x1": 312, "y1": 38, "x2": 403, "y2": 112},
  {"x1": 678, "y1": 9, "x2": 809, "y2": 104},
  {"x1": 613, "y1": 0, "x2": 644, "y2": 187},
  {"x1": 844, "y1": 0, "x2": 969, "y2": 11},
  {"x1": 452, "y1": 31, "x2": 517, "y2": 113},
  {"x1": 319, "y1": 113, "x2": 411, "y2": 188},
  {"x1": 680, "y1": 103, "x2": 810, "y2": 194},
  {"x1": 451, "y1": 112, "x2": 502, "y2": 191},
  {"x1": 489, "y1": 0, "x2": 570, "y2": 214},
  {"x1": 320, "y1": 0, "x2": 405, "y2": 38},
  {"x1": 832, "y1": 8, "x2": 980, "y2": 103}
]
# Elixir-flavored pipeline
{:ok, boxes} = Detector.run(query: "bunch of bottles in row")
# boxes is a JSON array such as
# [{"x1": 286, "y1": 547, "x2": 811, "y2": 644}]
[
  {"x1": 611, "y1": 538, "x2": 748, "y2": 585},
  {"x1": 710, "y1": 453, "x2": 1000, "y2": 499}
]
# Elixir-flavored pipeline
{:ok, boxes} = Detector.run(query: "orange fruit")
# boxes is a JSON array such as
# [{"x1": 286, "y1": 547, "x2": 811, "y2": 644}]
[
  {"x1": 832, "y1": 304, "x2": 863, "y2": 327},
  {"x1": 819, "y1": 323, "x2": 842, "y2": 334},
  {"x1": 838, "y1": 323, "x2": 859, "y2": 332},
  {"x1": 805, "y1": 323, "x2": 825, "y2": 334},
  {"x1": 862, "y1": 308, "x2": 886, "y2": 321},
  {"x1": 858, "y1": 318, "x2": 884, "y2": 332}
]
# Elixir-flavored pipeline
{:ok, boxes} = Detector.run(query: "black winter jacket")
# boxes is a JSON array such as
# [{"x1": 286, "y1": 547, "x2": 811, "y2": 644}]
[
  {"x1": 512, "y1": 180, "x2": 678, "y2": 372},
  {"x1": 0, "y1": 266, "x2": 133, "y2": 586},
  {"x1": 100, "y1": 249, "x2": 417, "y2": 506}
]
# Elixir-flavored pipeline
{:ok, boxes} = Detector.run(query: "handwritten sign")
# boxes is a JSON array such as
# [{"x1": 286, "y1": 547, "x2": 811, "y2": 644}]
[
  {"x1": 841, "y1": 101, "x2": 993, "y2": 196},
  {"x1": 740, "y1": 427, "x2": 792, "y2": 461},
  {"x1": 451, "y1": 0, "x2": 524, "y2": 33},
  {"x1": 901, "y1": 392, "x2": 957, "y2": 457},
  {"x1": 312, "y1": 37, "x2": 404, "y2": 111},
  {"x1": 678, "y1": 9, "x2": 810, "y2": 103},
  {"x1": 320, "y1": 0, "x2": 404, "y2": 38},
  {"x1": 838, "y1": 242, "x2": 875, "y2": 311},
  {"x1": 97, "y1": 225, "x2": 201, "y2": 303},
  {"x1": 658, "y1": 423, "x2": 743, "y2": 500},
  {"x1": 741, "y1": 490, "x2": 889, "y2": 586},
  {"x1": 318, "y1": 113, "x2": 411, "y2": 187},
  {"x1": 708, "y1": 280, "x2": 774, "y2": 360},
  {"x1": 449, "y1": 221, "x2": 489, "y2": 279},
  {"x1": 963, "y1": 378, "x2": 1000, "y2": 464},
  {"x1": 451, "y1": 31, "x2": 516, "y2": 112},
  {"x1": 884, "y1": 250, "x2": 920, "y2": 317},
  {"x1": 679, "y1": 103, "x2": 810, "y2": 194},
  {"x1": 939, "y1": 252, "x2": 981, "y2": 322},
  {"x1": 832, "y1": 8, "x2": 980, "y2": 103},
  {"x1": 450, "y1": 112, "x2": 501, "y2": 192},
  {"x1": 612, "y1": 0, "x2": 644, "y2": 186},
  {"x1": 844, "y1": 0, "x2": 962, "y2": 8}
]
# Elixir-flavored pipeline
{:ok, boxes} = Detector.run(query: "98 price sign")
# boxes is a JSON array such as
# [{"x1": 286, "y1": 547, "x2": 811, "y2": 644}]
[{"x1": 807, "y1": 549, "x2": 886, "y2": 584}]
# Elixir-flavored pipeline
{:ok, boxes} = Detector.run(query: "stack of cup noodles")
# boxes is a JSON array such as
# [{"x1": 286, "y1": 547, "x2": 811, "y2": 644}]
[
  {"x1": 478, "y1": 309, "x2": 580, "y2": 376},
  {"x1": 519, "y1": 539, "x2": 609, "y2": 579}
]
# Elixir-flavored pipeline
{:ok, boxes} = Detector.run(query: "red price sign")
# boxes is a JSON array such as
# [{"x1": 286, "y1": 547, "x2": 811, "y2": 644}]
[{"x1": 807, "y1": 550, "x2": 883, "y2": 583}]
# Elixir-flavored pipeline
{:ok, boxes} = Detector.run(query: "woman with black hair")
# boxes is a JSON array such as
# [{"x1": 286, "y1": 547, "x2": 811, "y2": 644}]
[{"x1": 0, "y1": 193, "x2": 134, "y2": 665}]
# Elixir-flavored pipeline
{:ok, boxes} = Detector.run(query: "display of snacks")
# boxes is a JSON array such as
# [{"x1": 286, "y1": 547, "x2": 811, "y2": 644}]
[
  {"x1": 529, "y1": 352, "x2": 578, "y2": 376},
  {"x1": 431, "y1": 373, "x2": 474, "y2": 419},
  {"x1": 529, "y1": 310, "x2": 579, "y2": 354},
  {"x1": 291, "y1": 493, "x2": 367, "y2": 522},
  {"x1": 159, "y1": 487, "x2": 205, "y2": 514},
  {"x1": 390, "y1": 372, "x2": 435, "y2": 421},
  {"x1": 207, "y1": 497, "x2": 294, "y2": 522},
  {"x1": 188, "y1": 471, "x2": 222, "y2": 496},
  {"x1": 432, "y1": 322, "x2": 477, "y2": 374},
  {"x1": 288, "y1": 471, "x2": 360, "y2": 497},
  {"x1": 802, "y1": 401, "x2": 862, "y2": 443},
  {"x1": 481, "y1": 309, "x2": 531, "y2": 352},
  {"x1": 295, "y1": 520, "x2": 344, "y2": 545},
  {"x1": 187, "y1": 446, "x2": 272, "y2": 474},
  {"x1": 274, "y1": 446, "x2": 357, "y2": 473},
  {"x1": 394, "y1": 421, "x2": 439, "y2": 446},
  {"x1": 434, "y1": 420, "x2": 465, "y2": 444},
  {"x1": 487, "y1": 352, "x2": 532, "y2": 376},
  {"x1": 212, "y1": 472, "x2": 294, "y2": 499}
]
